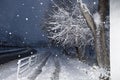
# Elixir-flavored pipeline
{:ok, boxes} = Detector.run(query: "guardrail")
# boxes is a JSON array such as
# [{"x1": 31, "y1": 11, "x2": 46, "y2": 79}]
[
  {"x1": 0, "y1": 48, "x2": 26, "y2": 54},
  {"x1": 17, "y1": 54, "x2": 38, "y2": 80}
]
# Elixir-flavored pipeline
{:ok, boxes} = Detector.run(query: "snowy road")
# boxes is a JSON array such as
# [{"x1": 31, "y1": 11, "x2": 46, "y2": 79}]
[
  {"x1": 0, "y1": 48, "x2": 51, "y2": 80},
  {"x1": 0, "y1": 48, "x2": 109, "y2": 80},
  {"x1": 0, "y1": 60, "x2": 18, "y2": 80}
]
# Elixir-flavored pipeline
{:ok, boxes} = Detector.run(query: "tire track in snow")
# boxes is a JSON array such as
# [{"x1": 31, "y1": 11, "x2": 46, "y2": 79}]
[
  {"x1": 51, "y1": 55, "x2": 61, "y2": 80},
  {"x1": 28, "y1": 52, "x2": 52, "y2": 80}
]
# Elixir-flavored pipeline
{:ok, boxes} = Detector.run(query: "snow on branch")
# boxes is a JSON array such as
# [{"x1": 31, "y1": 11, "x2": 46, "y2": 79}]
[
  {"x1": 77, "y1": 0, "x2": 91, "y2": 15},
  {"x1": 46, "y1": 1, "x2": 93, "y2": 48}
]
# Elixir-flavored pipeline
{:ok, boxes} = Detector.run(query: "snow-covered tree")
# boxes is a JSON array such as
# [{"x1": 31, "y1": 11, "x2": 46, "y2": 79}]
[
  {"x1": 77, "y1": 0, "x2": 110, "y2": 68},
  {"x1": 44, "y1": 0, "x2": 110, "y2": 68},
  {"x1": 45, "y1": 1, "x2": 94, "y2": 60}
]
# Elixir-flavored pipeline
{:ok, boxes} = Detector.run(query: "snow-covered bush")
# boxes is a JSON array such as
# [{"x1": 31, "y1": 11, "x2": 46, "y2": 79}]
[{"x1": 88, "y1": 65, "x2": 110, "y2": 80}]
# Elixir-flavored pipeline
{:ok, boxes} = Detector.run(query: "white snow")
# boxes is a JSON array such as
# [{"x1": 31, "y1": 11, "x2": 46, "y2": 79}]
[
  {"x1": 32, "y1": 7, "x2": 35, "y2": 9},
  {"x1": 22, "y1": 41, "x2": 25, "y2": 44},
  {"x1": 5, "y1": 31, "x2": 8, "y2": 33},
  {"x1": 22, "y1": 3, "x2": 25, "y2": 6},
  {"x1": 93, "y1": 12, "x2": 101, "y2": 26},
  {"x1": 25, "y1": 18, "x2": 29, "y2": 21},
  {"x1": 42, "y1": 34, "x2": 45, "y2": 37},
  {"x1": 16, "y1": 14, "x2": 20, "y2": 17},
  {"x1": 0, "y1": 60, "x2": 18, "y2": 80},
  {"x1": 47, "y1": 2, "x2": 93, "y2": 48},
  {"x1": 35, "y1": 55, "x2": 55, "y2": 80},
  {"x1": 93, "y1": 2, "x2": 96, "y2": 5},
  {"x1": 9, "y1": 32, "x2": 12, "y2": 35},
  {"x1": 59, "y1": 55, "x2": 109, "y2": 80},
  {"x1": 40, "y1": 2, "x2": 43, "y2": 5},
  {"x1": 0, "y1": 48, "x2": 110, "y2": 80},
  {"x1": 24, "y1": 37, "x2": 27, "y2": 40},
  {"x1": 18, "y1": 55, "x2": 21, "y2": 57},
  {"x1": 0, "y1": 48, "x2": 50, "y2": 80},
  {"x1": 25, "y1": 32, "x2": 28, "y2": 34}
]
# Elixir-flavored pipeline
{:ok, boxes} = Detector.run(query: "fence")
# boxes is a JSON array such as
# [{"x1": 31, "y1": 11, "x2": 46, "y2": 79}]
[{"x1": 17, "y1": 54, "x2": 38, "y2": 80}]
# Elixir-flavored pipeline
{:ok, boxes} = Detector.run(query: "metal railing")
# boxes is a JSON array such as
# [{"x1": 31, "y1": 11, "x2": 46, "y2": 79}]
[{"x1": 17, "y1": 54, "x2": 38, "y2": 80}]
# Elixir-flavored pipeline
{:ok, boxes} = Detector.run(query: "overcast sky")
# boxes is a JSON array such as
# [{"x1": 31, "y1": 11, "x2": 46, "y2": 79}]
[{"x1": 0, "y1": 0, "x2": 51, "y2": 43}]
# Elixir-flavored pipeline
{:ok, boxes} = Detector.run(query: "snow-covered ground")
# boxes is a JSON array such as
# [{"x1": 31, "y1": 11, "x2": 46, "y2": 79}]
[
  {"x1": 36, "y1": 49, "x2": 110, "y2": 80},
  {"x1": 0, "y1": 48, "x2": 110, "y2": 80},
  {"x1": 59, "y1": 54, "x2": 110, "y2": 80},
  {"x1": 0, "y1": 48, "x2": 50, "y2": 80},
  {"x1": 35, "y1": 54, "x2": 56, "y2": 80},
  {"x1": 0, "y1": 60, "x2": 18, "y2": 80}
]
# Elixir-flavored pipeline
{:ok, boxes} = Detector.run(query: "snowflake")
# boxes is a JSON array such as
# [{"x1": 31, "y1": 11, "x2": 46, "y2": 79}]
[
  {"x1": 32, "y1": 7, "x2": 35, "y2": 9},
  {"x1": 56, "y1": 55, "x2": 58, "y2": 57},
  {"x1": 40, "y1": 2, "x2": 43, "y2": 5},
  {"x1": 9, "y1": 32, "x2": 12, "y2": 35},
  {"x1": 25, "y1": 18, "x2": 29, "y2": 21},
  {"x1": 67, "y1": 58, "x2": 69, "y2": 60},
  {"x1": 103, "y1": 22, "x2": 106, "y2": 24},
  {"x1": 22, "y1": 41, "x2": 25, "y2": 44},
  {"x1": 35, "y1": 15, "x2": 38, "y2": 18},
  {"x1": 25, "y1": 32, "x2": 28, "y2": 34},
  {"x1": 31, "y1": 52, "x2": 33, "y2": 54},
  {"x1": 18, "y1": 55, "x2": 21, "y2": 58},
  {"x1": 24, "y1": 37, "x2": 27, "y2": 40},
  {"x1": 5, "y1": 31, "x2": 8, "y2": 33},
  {"x1": 22, "y1": 3, "x2": 25, "y2": 6},
  {"x1": 93, "y1": 2, "x2": 96, "y2": 5},
  {"x1": 16, "y1": 14, "x2": 20, "y2": 17},
  {"x1": 42, "y1": 34, "x2": 45, "y2": 37}
]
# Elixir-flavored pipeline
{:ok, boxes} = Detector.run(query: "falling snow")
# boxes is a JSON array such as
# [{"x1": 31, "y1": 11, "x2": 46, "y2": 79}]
[
  {"x1": 40, "y1": 2, "x2": 43, "y2": 5},
  {"x1": 32, "y1": 7, "x2": 35, "y2": 9},
  {"x1": 93, "y1": 2, "x2": 96, "y2": 5},
  {"x1": 22, "y1": 41, "x2": 25, "y2": 44},
  {"x1": 25, "y1": 32, "x2": 28, "y2": 34},
  {"x1": 31, "y1": 52, "x2": 33, "y2": 54},
  {"x1": 25, "y1": 18, "x2": 29, "y2": 21},
  {"x1": 5, "y1": 31, "x2": 8, "y2": 33},
  {"x1": 22, "y1": 3, "x2": 25, "y2": 6},
  {"x1": 16, "y1": 14, "x2": 20, "y2": 17},
  {"x1": 18, "y1": 55, "x2": 21, "y2": 58},
  {"x1": 24, "y1": 37, "x2": 27, "y2": 40},
  {"x1": 42, "y1": 34, "x2": 44, "y2": 37},
  {"x1": 9, "y1": 32, "x2": 12, "y2": 35}
]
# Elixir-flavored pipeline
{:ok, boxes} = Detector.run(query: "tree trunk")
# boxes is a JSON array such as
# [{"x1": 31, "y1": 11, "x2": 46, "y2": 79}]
[
  {"x1": 98, "y1": 0, "x2": 109, "y2": 22},
  {"x1": 98, "y1": 0, "x2": 110, "y2": 68},
  {"x1": 62, "y1": 45, "x2": 69, "y2": 55},
  {"x1": 75, "y1": 47, "x2": 81, "y2": 60},
  {"x1": 77, "y1": 0, "x2": 110, "y2": 68},
  {"x1": 102, "y1": 26, "x2": 109, "y2": 68},
  {"x1": 95, "y1": 26, "x2": 106, "y2": 68},
  {"x1": 63, "y1": 47, "x2": 69, "y2": 55}
]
